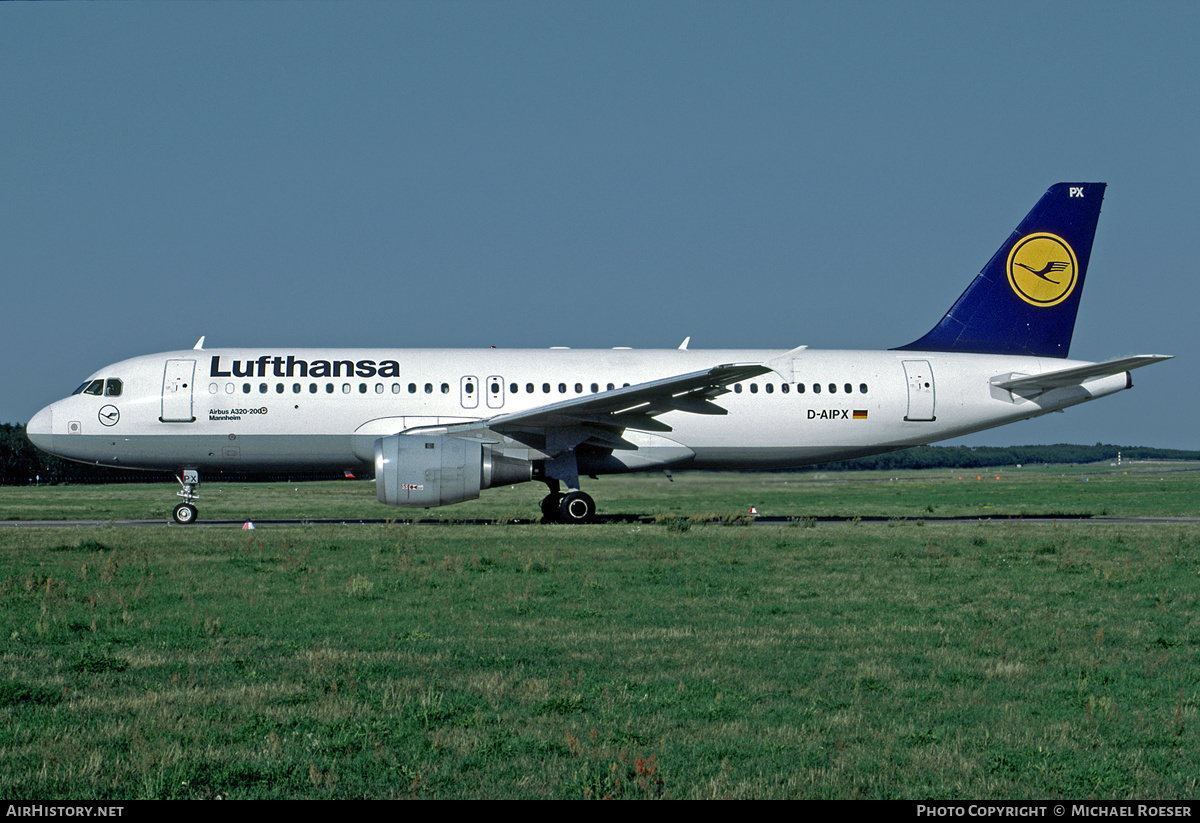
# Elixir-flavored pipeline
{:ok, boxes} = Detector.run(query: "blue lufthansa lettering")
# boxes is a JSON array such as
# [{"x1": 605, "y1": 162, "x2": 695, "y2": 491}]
[{"x1": 210, "y1": 355, "x2": 401, "y2": 380}]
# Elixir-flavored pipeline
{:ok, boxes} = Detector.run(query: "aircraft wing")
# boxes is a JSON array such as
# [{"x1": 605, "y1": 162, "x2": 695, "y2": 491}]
[
  {"x1": 421, "y1": 362, "x2": 772, "y2": 453},
  {"x1": 992, "y1": 355, "x2": 1172, "y2": 393}
]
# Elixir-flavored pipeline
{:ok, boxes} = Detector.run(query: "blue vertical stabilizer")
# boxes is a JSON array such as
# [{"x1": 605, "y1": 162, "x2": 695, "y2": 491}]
[{"x1": 895, "y1": 183, "x2": 1105, "y2": 358}]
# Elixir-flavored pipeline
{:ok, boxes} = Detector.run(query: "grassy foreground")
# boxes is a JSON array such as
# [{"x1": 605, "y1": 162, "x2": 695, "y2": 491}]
[{"x1": 1, "y1": 467, "x2": 1198, "y2": 799}]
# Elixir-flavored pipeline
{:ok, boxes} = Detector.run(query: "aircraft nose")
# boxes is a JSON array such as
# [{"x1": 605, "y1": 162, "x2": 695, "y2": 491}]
[{"x1": 26, "y1": 405, "x2": 54, "y2": 454}]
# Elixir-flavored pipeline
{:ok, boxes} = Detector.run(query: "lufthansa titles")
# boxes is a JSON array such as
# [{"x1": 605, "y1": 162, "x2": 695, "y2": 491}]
[{"x1": 210, "y1": 355, "x2": 400, "y2": 380}]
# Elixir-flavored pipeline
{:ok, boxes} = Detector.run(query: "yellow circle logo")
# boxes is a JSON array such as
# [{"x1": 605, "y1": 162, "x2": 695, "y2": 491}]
[{"x1": 1007, "y1": 233, "x2": 1077, "y2": 307}]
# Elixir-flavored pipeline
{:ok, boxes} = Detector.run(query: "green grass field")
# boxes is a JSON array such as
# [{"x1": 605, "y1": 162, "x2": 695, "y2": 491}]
[
  {"x1": 1, "y1": 464, "x2": 1198, "y2": 798},
  {"x1": 4, "y1": 459, "x2": 1200, "y2": 523}
]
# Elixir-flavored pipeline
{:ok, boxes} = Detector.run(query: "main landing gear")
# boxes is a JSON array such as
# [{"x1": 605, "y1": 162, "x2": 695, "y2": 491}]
[
  {"x1": 172, "y1": 469, "x2": 200, "y2": 525},
  {"x1": 539, "y1": 479, "x2": 596, "y2": 524}
]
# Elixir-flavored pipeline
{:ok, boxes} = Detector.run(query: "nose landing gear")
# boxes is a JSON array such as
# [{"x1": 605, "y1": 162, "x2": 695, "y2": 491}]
[{"x1": 172, "y1": 469, "x2": 200, "y2": 524}]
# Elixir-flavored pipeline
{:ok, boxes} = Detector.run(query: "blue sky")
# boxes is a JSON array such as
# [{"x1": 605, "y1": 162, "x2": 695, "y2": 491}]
[{"x1": 2, "y1": 2, "x2": 1194, "y2": 448}]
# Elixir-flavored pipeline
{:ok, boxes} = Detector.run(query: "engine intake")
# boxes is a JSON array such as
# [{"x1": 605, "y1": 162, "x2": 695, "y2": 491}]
[{"x1": 374, "y1": 433, "x2": 532, "y2": 507}]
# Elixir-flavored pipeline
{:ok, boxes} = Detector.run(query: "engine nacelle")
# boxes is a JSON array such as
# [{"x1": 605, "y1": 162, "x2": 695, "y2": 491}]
[{"x1": 374, "y1": 433, "x2": 533, "y2": 508}]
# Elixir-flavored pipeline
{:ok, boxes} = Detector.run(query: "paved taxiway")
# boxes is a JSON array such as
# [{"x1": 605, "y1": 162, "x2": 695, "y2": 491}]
[{"x1": 4, "y1": 515, "x2": 1199, "y2": 528}]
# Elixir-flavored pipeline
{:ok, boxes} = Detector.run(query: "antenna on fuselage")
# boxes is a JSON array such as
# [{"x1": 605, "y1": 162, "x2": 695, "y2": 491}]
[{"x1": 193, "y1": 336, "x2": 206, "y2": 350}]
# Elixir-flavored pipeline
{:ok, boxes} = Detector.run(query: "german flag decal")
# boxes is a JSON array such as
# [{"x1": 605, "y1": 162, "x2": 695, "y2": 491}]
[{"x1": 853, "y1": 410, "x2": 868, "y2": 420}]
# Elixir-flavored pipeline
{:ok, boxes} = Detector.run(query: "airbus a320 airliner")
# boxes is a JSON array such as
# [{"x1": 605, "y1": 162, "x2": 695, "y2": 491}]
[{"x1": 27, "y1": 183, "x2": 1170, "y2": 524}]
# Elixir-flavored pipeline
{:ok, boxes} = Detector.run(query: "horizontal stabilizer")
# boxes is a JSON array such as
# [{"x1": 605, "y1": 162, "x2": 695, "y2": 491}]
[{"x1": 992, "y1": 355, "x2": 1172, "y2": 393}]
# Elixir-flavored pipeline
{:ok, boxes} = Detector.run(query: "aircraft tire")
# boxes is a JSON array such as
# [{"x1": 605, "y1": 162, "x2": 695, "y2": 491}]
[
  {"x1": 172, "y1": 503, "x2": 198, "y2": 525},
  {"x1": 540, "y1": 493, "x2": 563, "y2": 523},
  {"x1": 558, "y1": 491, "x2": 595, "y2": 524}
]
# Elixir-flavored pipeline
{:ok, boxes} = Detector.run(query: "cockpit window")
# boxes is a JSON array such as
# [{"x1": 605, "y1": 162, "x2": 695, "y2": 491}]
[{"x1": 73, "y1": 378, "x2": 122, "y2": 397}]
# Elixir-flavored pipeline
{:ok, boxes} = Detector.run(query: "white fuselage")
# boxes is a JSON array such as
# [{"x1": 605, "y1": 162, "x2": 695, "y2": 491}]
[{"x1": 26, "y1": 346, "x2": 1131, "y2": 477}]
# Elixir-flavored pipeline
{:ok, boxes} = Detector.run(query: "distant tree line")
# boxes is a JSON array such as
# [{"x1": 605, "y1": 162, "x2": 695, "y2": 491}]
[
  {"x1": 3, "y1": 422, "x2": 1197, "y2": 485},
  {"x1": 799, "y1": 443, "x2": 1200, "y2": 472}
]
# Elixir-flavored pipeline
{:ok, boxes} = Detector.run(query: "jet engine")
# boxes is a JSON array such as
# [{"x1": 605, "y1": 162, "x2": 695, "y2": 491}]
[{"x1": 374, "y1": 433, "x2": 533, "y2": 507}]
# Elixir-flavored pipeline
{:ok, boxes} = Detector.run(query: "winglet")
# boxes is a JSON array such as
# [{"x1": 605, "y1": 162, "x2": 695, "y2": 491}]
[{"x1": 896, "y1": 183, "x2": 1105, "y2": 358}]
